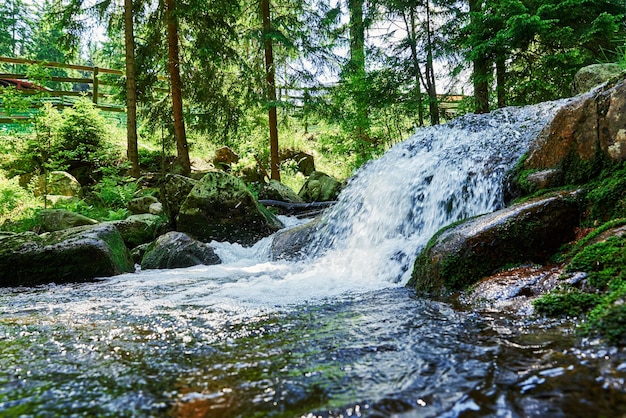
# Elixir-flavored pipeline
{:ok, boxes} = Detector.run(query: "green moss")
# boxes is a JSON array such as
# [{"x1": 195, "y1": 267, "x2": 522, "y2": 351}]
[
  {"x1": 533, "y1": 290, "x2": 602, "y2": 317},
  {"x1": 566, "y1": 236, "x2": 626, "y2": 289},
  {"x1": 584, "y1": 165, "x2": 626, "y2": 223}
]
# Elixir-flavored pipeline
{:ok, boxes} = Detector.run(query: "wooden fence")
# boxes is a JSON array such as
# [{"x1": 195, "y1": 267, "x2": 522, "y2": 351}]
[{"x1": 0, "y1": 56, "x2": 126, "y2": 124}]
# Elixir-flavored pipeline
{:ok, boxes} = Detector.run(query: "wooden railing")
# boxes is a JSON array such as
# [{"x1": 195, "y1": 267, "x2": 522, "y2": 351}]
[{"x1": 0, "y1": 56, "x2": 126, "y2": 123}]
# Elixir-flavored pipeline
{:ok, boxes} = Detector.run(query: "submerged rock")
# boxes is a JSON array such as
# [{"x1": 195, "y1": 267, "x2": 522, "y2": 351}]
[
  {"x1": 177, "y1": 171, "x2": 283, "y2": 246},
  {"x1": 0, "y1": 223, "x2": 134, "y2": 286},
  {"x1": 409, "y1": 191, "x2": 581, "y2": 294},
  {"x1": 141, "y1": 231, "x2": 220, "y2": 270}
]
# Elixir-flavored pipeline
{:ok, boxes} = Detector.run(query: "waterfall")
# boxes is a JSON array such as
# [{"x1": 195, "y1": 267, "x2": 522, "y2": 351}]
[
  {"x1": 300, "y1": 100, "x2": 567, "y2": 286},
  {"x1": 108, "y1": 100, "x2": 568, "y2": 309}
]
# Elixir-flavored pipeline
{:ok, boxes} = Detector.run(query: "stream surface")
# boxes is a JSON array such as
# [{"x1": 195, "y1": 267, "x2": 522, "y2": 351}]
[
  {"x1": 3, "y1": 101, "x2": 626, "y2": 417},
  {"x1": 1, "y1": 266, "x2": 626, "y2": 417}
]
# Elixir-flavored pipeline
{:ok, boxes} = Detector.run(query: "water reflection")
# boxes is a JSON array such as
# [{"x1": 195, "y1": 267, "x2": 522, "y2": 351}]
[{"x1": 1, "y1": 283, "x2": 625, "y2": 417}]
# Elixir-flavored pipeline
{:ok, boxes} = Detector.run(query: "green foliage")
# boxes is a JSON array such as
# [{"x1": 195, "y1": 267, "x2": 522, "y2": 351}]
[
  {"x1": 534, "y1": 290, "x2": 602, "y2": 317},
  {"x1": 91, "y1": 174, "x2": 138, "y2": 209},
  {"x1": 0, "y1": 173, "x2": 36, "y2": 222}
]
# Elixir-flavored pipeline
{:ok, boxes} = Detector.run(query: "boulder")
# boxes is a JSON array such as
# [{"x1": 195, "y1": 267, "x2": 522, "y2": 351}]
[
  {"x1": 176, "y1": 171, "x2": 283, "y2": 246},
  {"x1": 279, "y1": 149, "x2": 315, "y2": 175},
  {"x1": 271, "y1": 218, "x2": 321, "y2": 260},
  {"x1": 160, "y1": 174, "x2": 197, "y2": 224},
  {"x1": 259, "y1": 180, "x2": 304, "y2": 204},
  {"x1": 108, "y1": 214, "x2": 167, "y2": 249},
  {"x1": 127, "y1": 195, "x2": 160, "y2": 215},
  {"x1": 33, "y1": 171, "x2": 82, "y2": 197},
  {"x1": 298, "y1": 171, "x2": 342, "y2": 202},
  {"x1": 523, "y1": 78, "x2": 626, "y2": 185},
  {"x1": 573, "y1": 63, "x2": 622, "y2": 95},
  {"x1": 141, "y1": 231, "x2": 221, "y2": 270},
  {"x1": 213, "y1": 146, "x2": 240, "y2": 171},
  {"x1": 408, "y1": 191, "x2": 581, "y2": 294},
  {"x1": 39, "y1": 209, "x2": 99, "y2": 232},
  {"x1": 0, "y1": 223, "x2": 134, "y2": 286}
]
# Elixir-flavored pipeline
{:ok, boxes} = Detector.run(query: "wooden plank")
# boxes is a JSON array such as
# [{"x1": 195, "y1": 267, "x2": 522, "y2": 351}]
[{"x1": 0, "y1": 56, "x2": 123, "y2": 75}]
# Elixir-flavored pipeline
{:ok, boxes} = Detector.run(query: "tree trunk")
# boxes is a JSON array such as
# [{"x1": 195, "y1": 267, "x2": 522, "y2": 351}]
[
  {"x1": 348, "y1": 0, "x2": 369, "y2": 159},
  {"x1": 424, "y1": 0, "x2": 439, "y2": 125},
  {"x1": 124, "y1": 0, "x2": 140, "y2": 178},
  {"x1": 261, "y1": 0, "x2": 280, "y2": 181},
  {"x1": 166, "y1": 0, "x2": 190, "y2": 176},
  {"x1": 404, "y1": 7, "x2": 424, "y2": 127},
  {"x1": 469, "y1": 0, "x2": 490, "y2": 114},
  {"x1": 495, "y1": 52, "x2": 506, "y2": 108}
]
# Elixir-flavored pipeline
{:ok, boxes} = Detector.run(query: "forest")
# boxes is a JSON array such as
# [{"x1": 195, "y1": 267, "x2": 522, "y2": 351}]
[{"x1": 0, "y1": 0, "x2": 625, "y2": 228}]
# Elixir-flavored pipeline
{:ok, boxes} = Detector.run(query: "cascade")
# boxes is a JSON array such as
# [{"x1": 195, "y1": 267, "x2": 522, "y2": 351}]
[{"x1": 301, "y1": 100, "x2": 568, "y2": 284}]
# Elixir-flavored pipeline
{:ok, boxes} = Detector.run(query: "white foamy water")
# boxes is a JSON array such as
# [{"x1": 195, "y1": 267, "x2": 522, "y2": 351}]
[{"x1": 99, "y1": 101, "x2": 566, "y2": 312}]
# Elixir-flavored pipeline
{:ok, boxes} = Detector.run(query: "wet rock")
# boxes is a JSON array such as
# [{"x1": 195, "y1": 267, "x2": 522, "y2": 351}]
[
  {"x1": 108, "y1": 214, "x2": 168, "y2": 249},
  {"x1": 259, "y1": 180, "x2": 304, "y2": 204},
  {"x1": 271, "y1": 218, "x2": 321, "y2": 260},
  {"x1": 159, "y1": 173, "x2": 197, "y2": 224},
  {"x1": 127, "y1": 195, "x2": 160, "y2": 215},
  {"x1": 573, "y1": 63, "x2": 622, "y2": 95},
  {"x1": 0, "y1": 223, "x2": 134, "y2": 286},
  {"x1": 39, "y1": 209, "x2": 99, "y2": 232},
  {"x1": 33, "y1": 171, "x2": 82, "y2": 197},
  {"x1": 409, "y1": 191, "x2": 581, "y2": 294},
  {"x1": 524, "y1": 77, "x2": 626, "y2": 184},
  {"x1": 141, "y1": 231, "x2": 221, "y2": 270},
  {"x1": 177, "y1": 171, "x2": 283, "y2": 246},
  {"x1": 298, "y1": 171, "x2": 342, "y2": 202},
  {"x1": 461, "y1": 265, "x2": 564, "y2": 315}
]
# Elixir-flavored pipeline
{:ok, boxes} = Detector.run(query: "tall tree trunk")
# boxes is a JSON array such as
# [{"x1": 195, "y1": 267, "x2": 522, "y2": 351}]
[
  {"x1": 495, "y1": 52, "x2": 506, "y2": 108},
  {"x1": 469, "y1": 0, "x2": 490, "y2": 114},
  {"x1": 261, "y1": 0, "x2": 280, "y2": 181},
  {"x1": 124, "y1": 0, "x2": 140, "y2": 178},
  {"x1": 166, "y1": 0, "x2": 190, "y2": 176},
  {"x1": 348, "y1": 0, "x2": 369, "y2": 159},
  {"x1": 404, "y1": 7, "x2": 424, "y2": 127},
  {"x1": 424, "y1": 0, "x2": 439, "y2": 125}
]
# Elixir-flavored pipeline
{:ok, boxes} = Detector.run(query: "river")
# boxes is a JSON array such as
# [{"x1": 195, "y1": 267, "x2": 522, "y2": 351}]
[{"x1": 2, "y1": 101, "x2": 626, "y2": 417}]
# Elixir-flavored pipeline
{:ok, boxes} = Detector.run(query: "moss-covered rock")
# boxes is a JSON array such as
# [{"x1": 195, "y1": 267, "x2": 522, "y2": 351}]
[
  {"x1": 176, "y1": 171, "x2": 283, "y2": 246},
  {"x1": 259, "y1": 180, "x2": 305, "y2": 204},
  {"x1": 573, "y1": 63, "x2": 623, "y2": 95},
  {"x1": 141, "y1": 231, "x2": 221, "y2": 270},
  {"x1": 409, "y1": 191, "x2": 581, "y2": 294},
  {"x1": 108, "y1": 214, "x2": 168, "y2": 249},
  {"x1": 159, "y1": 173, "x2": 197, "y2": 226},
  {"x1": 39, "y1": 209, "x2": 99, "y2": 232},
  {"x1": 0, "y1": 223, "x2": 134, "y2": 286},
  {"x1": 298, "y1": 171, "x2": 342, "y2": 202}
]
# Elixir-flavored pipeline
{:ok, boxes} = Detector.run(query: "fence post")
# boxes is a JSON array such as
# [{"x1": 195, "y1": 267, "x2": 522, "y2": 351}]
[{"x1": 92, "y1": 67, "x2": 99, "y2": 104}]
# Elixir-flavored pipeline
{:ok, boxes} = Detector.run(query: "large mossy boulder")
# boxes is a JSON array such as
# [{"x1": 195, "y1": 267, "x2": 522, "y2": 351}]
[
  {"x1": 298, "y1": 171, "x2": 342, "y2": 202},
  {"x1": 39, "y1": 209, "x2": 99, "y2": 232},
  {"x1": 177, "y1": 171, "x2": 283, "y2": 246},
  {"x1": 108, "y1": 214, "x2": 168, "y2": 249},
  {"x1": 0, "y1": 223, "x2": 134, "y2": 286},
  {"x1": 141, "y1": 231, "x2": 221, "y2": 270},
  {"x1": 408, "y1": 191, "x2": 581, "y2": 294},
  {"x1": 160, "y1": 173, "x2": 198, "y2": 224}
]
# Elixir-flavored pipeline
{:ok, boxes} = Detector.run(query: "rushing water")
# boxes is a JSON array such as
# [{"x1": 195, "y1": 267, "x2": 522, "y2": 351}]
[{"x1": 2, "y1": 103, "x2": 626, "y2": 417}]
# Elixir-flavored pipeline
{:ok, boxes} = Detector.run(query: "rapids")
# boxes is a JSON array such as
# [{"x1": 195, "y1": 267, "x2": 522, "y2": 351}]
[{"x1": 2, "y1": 101, "x2": 626, "y2": 417}]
